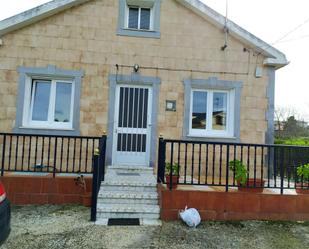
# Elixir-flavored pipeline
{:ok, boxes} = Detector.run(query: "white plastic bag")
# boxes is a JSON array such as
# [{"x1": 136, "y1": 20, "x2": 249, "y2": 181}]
[{"x1": 179, "y1": 206, "x2": 201, "y2": 228}]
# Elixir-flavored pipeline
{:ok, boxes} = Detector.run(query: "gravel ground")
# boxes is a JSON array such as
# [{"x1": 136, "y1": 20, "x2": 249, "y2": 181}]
[{"x1": 2, "y1": 205, "x2": 309, "y2": 249}]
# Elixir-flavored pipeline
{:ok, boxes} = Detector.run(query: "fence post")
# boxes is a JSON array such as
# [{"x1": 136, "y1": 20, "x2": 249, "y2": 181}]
[
  {"x1": 1, "y1": 135, "x2": 6, "y2": 176},
  {"x1": 169, "y1": 142, "x2": 174, "y2": 190},
  {"x1": 280, "y1": 147, "x2": 284, "y2": 194},
  {"x1": 157, "y1": 136, "x2": 165, "y2": 183},
  {"x1": 91, "y1": 154, "x2": 99, "y2": 222},
  {"x1": 225, "y1": 145, "x2": 230, "y2": 192},
  {"x1": 53, "y1": 137, "x2": 58, "y2": 178},
  {"x1": 99, "y1": 134, "x2": 107, "y2": 182}
]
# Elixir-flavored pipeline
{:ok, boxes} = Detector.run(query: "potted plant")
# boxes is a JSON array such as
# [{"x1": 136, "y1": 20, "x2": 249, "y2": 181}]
[
  {"x1": 229, "y1": 160, "x2": 265, "y2": 192},
  {"x1": 165, "y1": 162, "x2": 180, "y2": 188},
  {"x1": 296, "y1": 163, "x2": 309, "y2": 194}
]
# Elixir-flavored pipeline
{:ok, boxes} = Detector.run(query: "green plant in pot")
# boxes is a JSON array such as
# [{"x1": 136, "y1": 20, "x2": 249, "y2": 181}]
[
  {"x1": 165, "y1": 162, "x2": 180, "y2": 188},
  {"x1": 296, "y1": 163, "x2": 309, "y2": 194},
  {"x1": 229, "y1": 159, "x2": 265, "y2": 192},
  {"x1": 229, "y1": 160, "x2": 248, "y2": 186}
]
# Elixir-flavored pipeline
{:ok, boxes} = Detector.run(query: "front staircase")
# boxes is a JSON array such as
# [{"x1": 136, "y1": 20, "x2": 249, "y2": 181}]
[{"x1": 96, "y1": 165, "x2": 161, "y2": 225}]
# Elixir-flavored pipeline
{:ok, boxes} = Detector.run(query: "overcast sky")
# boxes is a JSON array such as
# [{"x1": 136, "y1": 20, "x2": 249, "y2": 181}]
[{"x1": 1, "y1": 0, "x2": 309, "y2": 120}]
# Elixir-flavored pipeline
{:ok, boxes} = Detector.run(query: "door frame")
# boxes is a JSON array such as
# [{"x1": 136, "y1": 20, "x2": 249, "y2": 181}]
[
  {"x1": 106, "y1": 73, "x2": 161, "y2": 167},
  {"x1": 112, "y1": 84, "x2": 153, "y2": 166}
]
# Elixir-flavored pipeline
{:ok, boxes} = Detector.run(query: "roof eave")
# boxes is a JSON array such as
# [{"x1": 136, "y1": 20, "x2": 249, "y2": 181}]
[
  {"x1": 263, "y1": 58, "x2": 290, "y2": 69},
  {"x1": 0, "y1": 0, "x2": 91, "y2": 36}
]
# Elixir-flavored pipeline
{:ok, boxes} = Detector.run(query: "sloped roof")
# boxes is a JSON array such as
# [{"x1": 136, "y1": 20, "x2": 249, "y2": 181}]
[
  {"x1": 0, "y1": 0, "x2": 90, "y2": 35},
  {"x1": 0, "y1": 0, "x2": 288, "y2": 68}
]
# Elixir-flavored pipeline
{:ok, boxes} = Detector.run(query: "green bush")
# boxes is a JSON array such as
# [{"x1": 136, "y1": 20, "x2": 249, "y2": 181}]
[{"x1": 275, "y1": 138, "x2": 309, "y2": 146}]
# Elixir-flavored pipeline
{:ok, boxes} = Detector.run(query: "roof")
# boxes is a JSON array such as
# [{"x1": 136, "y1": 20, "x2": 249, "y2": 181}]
[
  {"x1": 0, "y1": 0, "x2": 288, "y2": 68},
  {"x1": 0, "y1": 0, "x2": 90, "y2": 35}
]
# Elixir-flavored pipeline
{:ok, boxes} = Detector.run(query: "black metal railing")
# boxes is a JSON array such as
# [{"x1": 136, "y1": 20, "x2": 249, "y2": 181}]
[
  {"x1": 0, "y1": 133, "x2": 101, "y2": 176},
  {"x1": 158, "y1": 137, "x2": 309, "y2": 194},
  {"x1": 91, "y1": 135, "x2": 107, "y2": 222}
]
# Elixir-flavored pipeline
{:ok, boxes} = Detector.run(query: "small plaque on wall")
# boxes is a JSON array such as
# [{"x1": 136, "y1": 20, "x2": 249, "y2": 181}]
[{"x1": 166, "y1": 100, "x2": 176, "y2": 112}]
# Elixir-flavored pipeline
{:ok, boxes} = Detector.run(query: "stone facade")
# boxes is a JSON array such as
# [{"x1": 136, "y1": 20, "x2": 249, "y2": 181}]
[{"x1": 0, "y1": 0, "x2": 273, "y2": 146}]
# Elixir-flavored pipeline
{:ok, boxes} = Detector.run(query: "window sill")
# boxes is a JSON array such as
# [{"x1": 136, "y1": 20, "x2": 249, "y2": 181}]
[
  {"x1": 184, "y1": 135, "x2": 239, "y2": 143},
  {"x1": 117, "y1": 28, "x2": 160, "y2": 38},
  {"x1": 13, "y1": 126, "x2": 80, "y2": 136},
  {"x1": 20, "y1": 126, "x2": 74, "y2": 131}
]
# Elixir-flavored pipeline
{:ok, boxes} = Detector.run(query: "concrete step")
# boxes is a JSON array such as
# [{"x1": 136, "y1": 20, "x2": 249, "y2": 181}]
[
  {"x1": 105, "y1": 171, "x2": 156, "y2": 178},
  {"x1": 107, "y1": 165, "x2": 153, "y2": 173},
  {"x1": 97, "y1": 204, "x2": 160, "y2": 219},
  {"x1": 98, "y1": 198, "x2": 158, "y2": 205},
  {"x1": 104, "y1": 168, "x2": 157, "y2": 187},
  {"x1": 102, "y1": 179, "x2": 157, "y2": 187},
  {"x1": 99, "y1": 184, "x2": 157, "y2": 192},
  {"x1": 100, "y1": 177, "x2": 157, "y2": 192},
  {"x1": 98, "y1": 191, "x2": 158, "y2": 205},
  {"x1": 98, "y1": 191, "x2": 158, "y2": 199}
]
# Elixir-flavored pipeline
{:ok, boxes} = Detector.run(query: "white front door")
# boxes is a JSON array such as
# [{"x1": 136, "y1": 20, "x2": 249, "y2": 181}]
[{"x1": 112, "y1": 85, "x2": 152, "y2": 166}]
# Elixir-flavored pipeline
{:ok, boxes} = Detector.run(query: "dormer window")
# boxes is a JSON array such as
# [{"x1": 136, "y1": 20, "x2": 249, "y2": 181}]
[{"x1": 118, "y1": 0, "x2": 161, "y2": 38}]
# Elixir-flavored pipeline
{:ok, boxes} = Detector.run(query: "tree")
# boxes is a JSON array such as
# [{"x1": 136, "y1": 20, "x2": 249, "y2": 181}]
[
  {"x1": 283, "y1": 116, "x2": 298, "y2": 137},
  {"x1": 275, "y1": 107, "x2": 296, "y2": 138},
  {"x1": 275, "y1": 107, "x2": 308, "y2": 138}
]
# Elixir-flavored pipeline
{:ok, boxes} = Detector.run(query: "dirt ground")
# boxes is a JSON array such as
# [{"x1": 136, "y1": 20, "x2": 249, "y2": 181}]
[{"x1": 2, "y1": 205, "x2": 309, "y2": 249}]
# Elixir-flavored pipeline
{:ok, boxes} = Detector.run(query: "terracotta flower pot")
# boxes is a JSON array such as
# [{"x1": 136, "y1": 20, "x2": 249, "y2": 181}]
[
  {"x1": 237, "y1": 178, "x2": 265, "y2": 193},
  {"x1": 295, "y1": 183, "x2": 309, "y2": 194},
  {"x1": 165, "y1": 175, "x2": 179, "y2": 189}
]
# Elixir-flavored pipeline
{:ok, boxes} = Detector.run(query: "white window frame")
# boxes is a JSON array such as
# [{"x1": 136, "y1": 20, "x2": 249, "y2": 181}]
[
  {"x1": 189, "y1": 89, "x2": 235, "y2": 138},
  {"x1": 125, "y1": 5, "x2": 154, "y2": 31},
  {"x1": 22, "y1": 77, "x2": 75, "y2": 130}
]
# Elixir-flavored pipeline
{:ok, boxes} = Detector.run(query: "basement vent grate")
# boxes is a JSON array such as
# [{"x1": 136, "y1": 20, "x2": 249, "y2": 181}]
[
  {"x1": 116, "y1": 172, "x2": 140, "y2": 176},
  {"x1": 108, "y1": 218, "x2": 140, "y2": 226}
]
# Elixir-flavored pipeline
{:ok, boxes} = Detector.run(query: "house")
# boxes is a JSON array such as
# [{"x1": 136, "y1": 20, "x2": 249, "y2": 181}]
[{"x1": 0, "y1": 0, "x2": 290, "y2": 223}]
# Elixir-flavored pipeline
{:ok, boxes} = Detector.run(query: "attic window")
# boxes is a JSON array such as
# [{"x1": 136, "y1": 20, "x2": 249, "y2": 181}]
[
  {"x1": 117, "y1": 0, "x2": 161, "y2": 38},
  {"x1": 127, "y1": 6, "x2": 152, "y2": 30}
]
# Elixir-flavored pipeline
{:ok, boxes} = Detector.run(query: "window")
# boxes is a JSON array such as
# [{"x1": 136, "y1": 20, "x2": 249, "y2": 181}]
[
  {"x1": 15, "y1": 65, "x2": 83, "y2": 135},
  {"x1": 117, "y1": 0, "x2": 161, "y2": 38},
  {"x1": 184, "y1": 78, "x2": 242, "y2": 140},
  {"x1": 190, "y1": 89, "x2": 234, "y2": 137},
  {"x1": 127, "y1": 6, "x2": 152, "y2": 30},
  {"x1": 28, "y1": 79, "x2": 74, "y2": 129}
]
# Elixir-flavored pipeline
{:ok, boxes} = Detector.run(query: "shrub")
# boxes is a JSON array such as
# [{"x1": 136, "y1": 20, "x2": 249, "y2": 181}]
[{"x1": 275, "y1": 138, "x2": 309, "y2": 146}]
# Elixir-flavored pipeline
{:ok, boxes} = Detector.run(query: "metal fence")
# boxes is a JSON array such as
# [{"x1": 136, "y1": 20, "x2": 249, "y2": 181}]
[
  {"x1": 157, "y1": 138, "x2": 309, "y2": 194},
  {"x1": 0, "y1": 132, "x2": 107, "y2": 221},
  {"x1": 0, "y1": 133, "x2": 102, "y2": 176}
]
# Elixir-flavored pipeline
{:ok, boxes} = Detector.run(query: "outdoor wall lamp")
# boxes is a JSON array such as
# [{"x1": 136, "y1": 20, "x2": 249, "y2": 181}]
[{"x1": 133, "y1": 64, "x2": 140, "y2": 73}]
